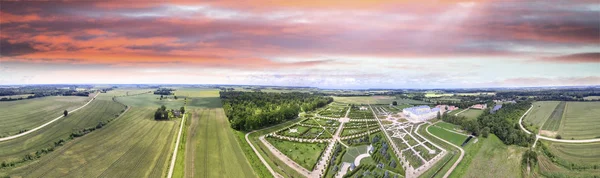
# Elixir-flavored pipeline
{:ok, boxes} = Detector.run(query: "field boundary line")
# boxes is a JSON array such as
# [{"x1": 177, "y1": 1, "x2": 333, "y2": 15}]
[
  {"x1": 0, "y1": 92, "x2": 100, "y2": 142},
  {"x1": 518, "y1": 104, "x2": 600, "y2": 143},
  {"x1": 167, "y1": 109, "x2": 187, "y2": 178}
]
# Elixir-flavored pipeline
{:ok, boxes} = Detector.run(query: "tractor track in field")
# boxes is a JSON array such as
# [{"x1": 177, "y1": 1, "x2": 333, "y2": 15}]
[
  {"x1": 184, "y1": 109, "x2": 201, "y2": 178},
  {"x1": 123, "y1": 122, "x2": 170, "y2": 178},
  {"x1": 215, "y1": 110, "x2": 227, "y2": 176},
  {"x1": 203, "y1": 109, "x2": 210, "y2": 178},
  {"x1": 96, "y1": 122, "x2": 163, "y2": 177}
]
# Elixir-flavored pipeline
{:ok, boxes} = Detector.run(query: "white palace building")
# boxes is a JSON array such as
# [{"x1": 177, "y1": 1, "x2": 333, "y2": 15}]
[{"x1": 403, "y1": 105, "x2": 441, "y2": 122}]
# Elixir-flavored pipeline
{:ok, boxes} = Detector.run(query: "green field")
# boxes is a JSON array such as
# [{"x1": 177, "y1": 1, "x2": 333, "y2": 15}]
[
  {"x1": 523, "y1": 101, "x2": 560, "y2": 129},
  {"x1": 332, "y1": 96, "x2": 429, "y2": 105},
  {"x1": 546, "y1": 142, "x2": 600, "y2": 166},
  {"x1": 559, "y1": 102, "x2": 600, "y2": 139},
  {"x1": 266, "y1": 137, "x2": 327, "y2": 170},
  {"x1": 457, "y1": 109, "x2": 483, "y2": 120},
  {"x1": 541, "y1": 101, "x2": 566, "y2": 131},
  {"x1": 428, "y1": 124, "x2": 468, "y2": 146},
  {"x1": 460, "y1": 134, "x2": 525, "y2": 178},
  {"x1": 0, "y1": 99, "x2": 125, "y2": 163},
  {"x1": 169, "y1": 89, "x2": 254, "y2": 177},
  {"x1": 0, "y1": 96, "x2": 90, "y2": 137},
  {"x1": 116, "y1": 93, "x2": 186, "y2": 108},
  {"x1": 176, "y1": 108, "x2": 255, "y2": 178},
  {"x1": 0, "y1": 94, "x2": 34, "y2": 99}
]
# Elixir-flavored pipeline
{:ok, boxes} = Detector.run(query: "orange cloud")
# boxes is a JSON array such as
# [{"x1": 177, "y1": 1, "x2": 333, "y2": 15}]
[{"x1": 0, "y1": 11, "x2": 40, "y2": 24}]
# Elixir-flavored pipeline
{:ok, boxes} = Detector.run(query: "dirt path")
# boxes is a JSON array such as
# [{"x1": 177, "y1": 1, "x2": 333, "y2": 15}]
[
  {"x1": 0, "y1": 92, "x2": 100, "y2": 142},
  {"x1": 518, "y1": 105, "x2": 600, "y2": 143},
  {"x1": 167, "y1": 108, "x2": 187, "y2": 178}
]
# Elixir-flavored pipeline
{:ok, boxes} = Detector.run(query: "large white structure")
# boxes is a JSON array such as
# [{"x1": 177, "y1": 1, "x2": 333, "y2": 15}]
[{"x1": 403, "y1": 105, "x2": 441, "y2": 121}]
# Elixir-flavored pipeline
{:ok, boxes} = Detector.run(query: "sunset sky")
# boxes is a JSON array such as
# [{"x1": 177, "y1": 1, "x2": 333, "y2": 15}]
[{"x1": 0, "y1": 0, "x2": 599, "y2": 89}]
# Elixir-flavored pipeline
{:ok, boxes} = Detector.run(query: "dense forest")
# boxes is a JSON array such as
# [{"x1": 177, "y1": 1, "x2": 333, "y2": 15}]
[
  {"x1": 220, "y1": 91, "x2": 333, "y2": 131},
  {"x1": 442, "y1": 101, "x2": 534, "y2": 147}
]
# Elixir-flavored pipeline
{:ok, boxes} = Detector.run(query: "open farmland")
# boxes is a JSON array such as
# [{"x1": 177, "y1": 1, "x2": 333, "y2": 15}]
[
  {"x1": 177, "y1": 108, "x2": 255, "y2": 178},
  {"x1": 0, "y1": 99, "x2": 126, "y2": 175},
  {"x1": 5, "y1": 107, "x2": 176, "y2": 177},
  {"x1": 546, "y1": 141, "x2": 600, "y2": 166},
  {"x1": 558, "y1": 102, "x2": 600, "y2": 139},
  {"x1": 457, "y1": 109, "x2": 483, "y2": 120},
  {"x1": 0, "y1": 96, "x2": 90, "y2": 137},
  {"x1": 116, "y1": 93, "x2": 186, "y2": 108},
  {"x1": 171, "y1": 89, "x2": 255, "y2": 178},
  {"x1": 541, "y1": 101, "x2": 566, "y2": 131},
  {"x1": 523, "y1": 101, "x2": 560, "y2": 128}
]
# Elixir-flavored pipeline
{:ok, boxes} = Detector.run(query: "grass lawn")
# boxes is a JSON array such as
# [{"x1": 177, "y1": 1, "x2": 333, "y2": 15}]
[
  {"x1": 266, "y1": 137, "x2": 327, "y2": 170},
  {"x1": 428, "y1": 125, "x2": 468, "y2": 146},
  {"x1": 435, "y1": 122, "x2": 464, "y2": 134},
  {"x1": 559, "y1": 102, "x2": 600, "y2": 139},
  {"x1": 341, "y1": 145, "x2": 369, "y2": 163},
  {"x1": 460, "y1": 134, "x2": 526, "y2": 178},
  {"x1": 0, "y1": 99, "x2": 126, "y2": 164},
  {"x1": 0, "y1": 96, "x2": 90, "y2": 137},
  {"x1": 541, "y1": 101, "x2": 566, "y2": 131},
  {"x1": 523, "y1": 101, "x2": 560, "y2": 129},
  {"x1": 457, "y1": 109, "x2": 483, "y2": 120},
  {"x1": 4, "y1": 106, "x2": 175, "y2": 177}
]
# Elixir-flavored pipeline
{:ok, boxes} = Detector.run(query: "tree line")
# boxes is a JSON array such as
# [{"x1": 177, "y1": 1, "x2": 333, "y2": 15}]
[
  {"x1": 442, "y1": 101, "x2": 534, "y2": 147},
  {"x1": 220, "y1": 91, "x2": 333, "y2": 131}
]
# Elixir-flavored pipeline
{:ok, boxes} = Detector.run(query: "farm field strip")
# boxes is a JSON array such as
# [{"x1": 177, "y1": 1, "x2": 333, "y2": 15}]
[
  {"x1": 541, "y1": 101, "x2": 566, "y2": 131},
  {"x1": 4, "y1": 106, "x2": 176, "y2": 177},
  {"x1": 559, "y1": 102, "x2": 600, "y2": 139},
  {"x1": 0, "y1": 96, "x2": 90, "y2": 137},
  {"x1": 0, "y1": 99, "x2": 125, "y2": 162},
  {"x1": 190, "y1": 108, "x2": 255, "y2": 178},
  {"x1": 523, "y1": 101, "x2": 560, "y2": 128},
  {"x1": 545, "y1": 141, "x2": 600, "y2": 165}
]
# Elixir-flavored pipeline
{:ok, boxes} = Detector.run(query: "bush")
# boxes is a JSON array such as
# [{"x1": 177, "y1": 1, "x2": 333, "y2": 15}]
[{"x1": 556, "y1": 135, "x2": 562, "y2": 139}]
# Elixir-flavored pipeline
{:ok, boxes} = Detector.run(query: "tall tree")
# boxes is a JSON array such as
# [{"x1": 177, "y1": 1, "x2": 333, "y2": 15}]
[{"x1": 63, "y1": 110, "x2": 68, "y2": 117}]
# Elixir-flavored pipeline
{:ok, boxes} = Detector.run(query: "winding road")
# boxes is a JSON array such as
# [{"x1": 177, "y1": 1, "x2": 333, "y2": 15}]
[
  {"x1": 0, "y1": 92, "x2": 100, "y2": 142},
  {"x1": 518, "y1": 105, "x2": 600, "y2": 143}
]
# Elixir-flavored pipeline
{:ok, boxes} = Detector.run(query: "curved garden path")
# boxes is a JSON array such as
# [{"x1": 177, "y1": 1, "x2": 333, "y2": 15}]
[
  {"x1": 0, "y1": 92, "x2": 100, "y2": 142},
  {"x1": 425, "y1": 123, "x2": 464, "y2": 178},
  {"x1": 245, "y1": 130, "x2": 281, "y2": 178},
  {"x1": 518, "y1": 105, "x2": 600, "y2": 144}
]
